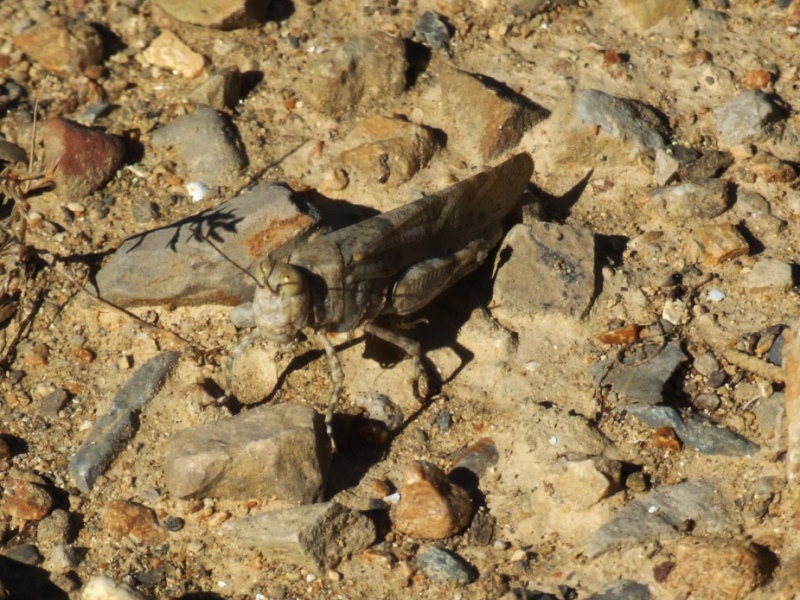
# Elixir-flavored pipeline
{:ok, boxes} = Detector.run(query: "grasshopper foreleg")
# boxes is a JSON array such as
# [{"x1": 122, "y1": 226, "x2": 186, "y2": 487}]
[
  {"x1": 316, "y1": 330, "x2": 343, "y2": 446},
  {"x1": 363, "y1": 322, "x2": 429, "y2": 400}
]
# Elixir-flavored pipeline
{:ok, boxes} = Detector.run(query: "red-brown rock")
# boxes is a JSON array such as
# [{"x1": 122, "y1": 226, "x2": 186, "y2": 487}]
[
  {"x1": 102, "y1": 499, "x2": 166, "y2": 546},
  {"x1": 2, "y1": 478, "x2": 55, "y2": 521}
]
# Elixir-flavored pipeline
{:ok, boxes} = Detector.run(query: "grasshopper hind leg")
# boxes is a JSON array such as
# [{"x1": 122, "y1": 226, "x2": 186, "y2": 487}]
[
  {"x1": 316, "y1": 330, "x2": 343, "y2": 449},
  {"x1": 225, "y1": 328, "x2": 262, "y2": 397},
  {"x1": 363, "y1": 323, "x2": 430, "y2": 400}
]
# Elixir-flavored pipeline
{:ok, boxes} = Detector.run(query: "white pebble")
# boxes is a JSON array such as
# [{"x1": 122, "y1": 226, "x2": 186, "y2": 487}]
[
  {"x1": 186, "y1": 181, "x2": 209, "y2": 201},
  {"x1": 383, "y1": 492, "x2": 401, "y2": 504},
  {"x1": 707, "y1": 288, "x2": 726, "y2": 302}
]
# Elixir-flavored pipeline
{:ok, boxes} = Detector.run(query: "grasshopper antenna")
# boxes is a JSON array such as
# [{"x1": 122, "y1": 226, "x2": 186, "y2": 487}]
[{"x1": 192, "y1": 228, "x2": 264, "y2": 288}]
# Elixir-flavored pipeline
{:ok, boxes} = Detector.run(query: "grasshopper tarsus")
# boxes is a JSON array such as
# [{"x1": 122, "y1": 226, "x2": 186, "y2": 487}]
[{"x1": 317, "y1": 330, "x2": 342, "y2": 450}]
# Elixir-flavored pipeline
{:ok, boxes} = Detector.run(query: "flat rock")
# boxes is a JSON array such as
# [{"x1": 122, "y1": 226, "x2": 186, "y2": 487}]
[
  {"x1": 661, "y1": 537, "x2": 769, "y2": 599},
  {"x1": 440, "y1": 67, "x2": 547, "y2": 160},
  {"x1": 393, "y1": 461, "x2": 474, "y2": 539},
  {"x1": 618, "y1": 0, "x2": 695, "y2": 29},
  {"x1": 338, "y1": 115, "x2": 441, "y2": 187},
  {"x1": 541, "y1": 457, "x2": 622, "y2": 510},
  {"x1": 417, "y1": 546, "x2": 476, "y2": 585},
  {"x1": 221, "y1": 502, "x2": 375, "y2": 570},
  {"x1": 95, "y1": 183, "x2": 318, "y2": 307},
  {"x1": 754, "y1": 392, "x2": 785, "y2": 450},
  {"x1": 69, "y1": 352, "x2": 181, "y2": 492},
  {"x1": 295, "y1": 33, "x2": 408, "y2": 117},
  {"x1": 586, "y1": 479, "x2": 732, "y2": 557},
  {"x1": 689, "y1": 222, "x2": 749, "y2": 266},
  {"x1": 43, "y1": 117, "x2": 126, "y2": 201},
  {"x1": 153, "y1": 0, "x2": 270, "y2": 29},
  {"x1": 142, "y1": 30, "x2": 205, "y2": 78},
  {"x1": 164, "y1": 404, "x2": 331, "y2": 502},
  {"x1": 626, "y1": 404, "x2": 759, "y2": 455},
  {"x1": 575, "y1": 89, "x2": 669, "y2": 152},
  {"x1": 187, "y1": 68, "x2": 242, "y2": 109},
  {"x1": 603, "y1": 342, "x2": 688, "y2": 404},
  {"x1": 714, "y1": 90, "x2": 783, "y2": 149},
  {"x1": 150, "y1": 106, "x2": 246, "y2": 187},
  {"x1": 746, "y1": 258, "x2": 794, "y2": 292},
  {"x1": 587, "y1": 580, "x2": 651, "y2": 600},
  {"x1": 650, "y1": 178, "x2": 730, "y2": 220},
  {"x1": 491, "y1": 222, "x2": 595, "y2": 328},
  {"x1": 13, "y1": 17, "x2": 104, "y2": 76}
]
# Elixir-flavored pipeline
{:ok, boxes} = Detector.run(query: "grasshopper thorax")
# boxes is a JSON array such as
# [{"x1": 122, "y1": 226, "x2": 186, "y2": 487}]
[{"x1": 252, "y1": 259, "x2": 311, "y2": 343}]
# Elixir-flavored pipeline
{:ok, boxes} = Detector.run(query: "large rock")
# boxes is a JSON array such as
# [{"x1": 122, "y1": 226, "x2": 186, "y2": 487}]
[
  {"x1": 221, "y1": 502, "x2": 375, "y2": 570},
  {"x1": 13, "y1": 18, "x2": 104, "y2": 76},
  {"x1": 295, "y1": 33, "x2": 408, "y2": 117},
  {"x1": 491, "y1": 222, "x2": 595, "y2": 328},
  {"x1": 164, "y1": 404, "x2": 331, "y2": 503},
  {"x1": 95, "y1": 183, "x2": 318, "y2": 307},
  {"x1": 153, "y1": 0, "x2": 270, "y2": 29}
]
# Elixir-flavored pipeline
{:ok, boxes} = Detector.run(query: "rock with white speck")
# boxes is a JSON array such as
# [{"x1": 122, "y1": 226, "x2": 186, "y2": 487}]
[{"x1": 746, "y1": 258, "x2": 794, "y2": 292}]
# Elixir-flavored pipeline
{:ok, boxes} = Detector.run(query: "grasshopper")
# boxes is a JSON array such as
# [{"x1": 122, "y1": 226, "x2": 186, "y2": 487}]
[{"x1": 229, "y1": 152, "x2": 534, "y2": 439}]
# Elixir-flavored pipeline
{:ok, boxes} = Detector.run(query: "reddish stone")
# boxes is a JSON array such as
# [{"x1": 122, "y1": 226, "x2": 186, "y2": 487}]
[
  {"x1": 43, "y1": 117, "x2": 126, "y2": 200},
  {"x1": 102, "y1": 499, "x2": 165, "y2": 546},
  {"x1": 2, "y1": 478, "x2": 55, "y2": 521}
]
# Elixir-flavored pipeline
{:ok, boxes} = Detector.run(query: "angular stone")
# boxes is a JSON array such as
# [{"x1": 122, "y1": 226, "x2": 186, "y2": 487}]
[
  {"x1": 417, "y1": 546, "x2": 476, "y2": 585},
  {"x1": 153, "y1": 0, "x2": 270, "y2": 29},
  {"x1": 626, "y1": 404, "x2": 759, "y2": 456},
  {"x1": 587, "y1": 580, "x2": 652, "y2": 600},
  {"x1": 662, "y1": 538, "x2": 769, "y2": 599},
  {"x1": 449, "y1": 438, "x2": 500, "y2": 481},
  {"x1": 691, "y1": 222, "x2": 749, "y2": 266},
  {"x1": 604, "y1": 343, "x2": 686, "y2": 404},
  {"x1": 338, "y1": 116, "x2": 441, "y2": 187},
  {"x1": 296, "y1": 33, "x2": 408, "y2": 117},
  {"x1": 96, "y1": 184, "x2": 317, "y2": 307},
  {"x1": 735, "y1": 190, "x2": 785, "y2": 236},
  {"x1": 164, "y1": 404, "x2": 331, "y2": 503},
  {"x1": 36, "y1": 509, "x2": 75, "y2": 548},
  {"x1": 1, "y1": 478, "x2": 54, "y2": 521},
  {"x1": 653, "y1": 148, "x2": 680, "y2": 186},
  {"x1": 416, "y1": 11, "x2": 452, "y2": 49},
  {"x1": 69, "y1": 352, "x2": 181, "y2": 492},
  {"x1": 43, "y1": 117, "x2": 126, "y2": 201},
  {"x1": 393, "y1": 461, "x2": 474, "y2": 539},
  {"x1": 13, "y1": 17, "x2": 104, "y2": 76},
  {"x1": 754, "y1": 392, "x2": 784, "y2": 449},
  {"x1": 650, "y1": 178, "x2": 730, "y2": 220},
  {"x1": 575, "y1": 89, "x2": 669, "y2": 152},
  {"x1": 440, "y1": 67, "x2": 547, "y2": 160},
  {"x1": 747, "y1": 258, "x2": 794, "y2": 293},
  {"x1": 150, "y1": 106, "x2": 246, "y2": 188},
  {"x1": 491, "y1": 222, "x2": 595, "y2": 328},
  {"x1": 187, "y1": 68, "x2": 242, "y2": 109},
  {"x1": 102, "y1": 500, "x2": 165, "y2": 546},
  {"x1": 619, "y1": 0, "x2": 695, "y2": 29},
  {"x1": 142, "y1": 30, "x2": 205, "y2": 78},
  {"x1": 222, "y1": 502, "x2": 375, "y2": 570},
  {"x1": 587, "y1": 480, "x2": 731, "y2": 557},
  {"x1": 714, "y1": 90, "x2": 783, "y2": 149},
  {"x1": 542, "y1": 458, "x2": 622, "y2": 510},
  {"x1": 678, "y1": 150, "x2": 734, "y2": 181}
]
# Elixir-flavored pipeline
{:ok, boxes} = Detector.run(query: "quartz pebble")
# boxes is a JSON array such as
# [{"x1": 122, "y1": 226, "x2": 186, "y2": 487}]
[{"x1": 142, "y1": 31, "x2": 205, "y2": 78}]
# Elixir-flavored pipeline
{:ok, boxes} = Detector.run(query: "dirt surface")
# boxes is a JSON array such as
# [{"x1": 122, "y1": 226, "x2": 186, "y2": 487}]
[{"x1": 2, "y1": 0, "x2": 800, "y2": 598}]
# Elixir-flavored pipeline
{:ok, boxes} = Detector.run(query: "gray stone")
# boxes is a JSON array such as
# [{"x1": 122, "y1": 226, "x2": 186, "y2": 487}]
[
  {"x1": 650, "y1": 178, "x2": 730, "y2": 220},
  {"x1": 295, "y1": 33, "x2": 408, "y2": 117},
  {"x1": 693, "y1": 392, "x2": 721, "y2": 412},
  {"x1": 626, "y1": 404, "x2": 759, "y2": 456},
  {"x1": 491, "y1": 222, "x2": 595, "y2": 328},
  {"x1": 187, "y1": 68, "x2": 242, "y2": 109},
  {"x1": 417, "y1": 546, "x2": 476, "y2": 585},
  {"x1": 575, "y1": 89, "x2": 669, "y2": 152},
  {"x1": 754, "y1": 392, "x2": 785, "y2": 449},
  {"x1": 587, "y1": 479, "x2": 731, "y2": 557},
  {"x1": 164, "y1": 404, "x2": 331, "y2": 502},
  {"x1": 587, "y1": 579, "x2": 652, "y2": 600},
  {"x1": 416, "y1": 11, "x2": 451, "y2": 49},
  {"x1": 3, "y1": 543, "x2": 43, "y2": 565},
  {"x1": 96, "y1": 183, "x2": 319, "y2": 307},
  {"x1": 714, "y1": 90, "x2": 783, "y2": 149},
  {"x1": 69, "y1": 352, "x2": 181, "y2": 492},
  {"x1": 45, "y1": 544, "x2": 80, "y2": 572},
  {"x1": 440, "y1": 67, "x2": 548, "y2": 160},
  {"x1": 604, "y1": 342, "x2": 687, "y2": 405},
  {"x1": 152, "y1": 0, "x2": 270, "y2": 29},
  {"x1": 653, "y1": 148, "x2": 680, "y2": 186},
  {"x1": 40, "y1": 388, "x2": 68, "y2": 418},
  {"x1": 734, "y1": 190, "x2": 785, "y2": 236},
  {"x1": 221, "y1": 502, "x2": 375, "y2": 570},
  {"x1": 151, "y1": 106, "x2": 247, "y2": 188},
  {"x1": 693, "y1": 353, "x2": 719, "y2": 377},
  {"x1": 746, "y1": 258, "x2": 794, "y2": 292},
  {"x1": 36, "y1": 509, "x2": 75, "y2": 547}
]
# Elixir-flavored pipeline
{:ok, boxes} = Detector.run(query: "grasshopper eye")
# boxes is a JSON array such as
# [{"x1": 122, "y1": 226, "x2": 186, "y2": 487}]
[{"x1": 259, "y1": 260, "x2": 304, "y2": 296}]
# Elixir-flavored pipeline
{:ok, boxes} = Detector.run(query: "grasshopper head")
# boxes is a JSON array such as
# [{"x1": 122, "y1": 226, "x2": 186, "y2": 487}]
[{"x1": 252, "y1": 259, "x2": 311, "y2": 343}]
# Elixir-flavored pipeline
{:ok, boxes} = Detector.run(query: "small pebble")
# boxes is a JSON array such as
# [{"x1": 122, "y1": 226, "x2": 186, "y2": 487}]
[
  {"x1": 707, "y1": 288, "x2": 726, "y2": 302},
  {"x1": 186, "y1": 181, "x2": 209, "y2": 201},
  {"x1": 102, "y1": 499, "x2": 166, "y2": 546},
  {"x1": 707, "y1": 370, "x2": 727, "y2": 388},
  {"x1": 417, "y1": 546, "x2": 476, "y2": 585},
  {"x1": 3, "y1": 543, "x2": 43, "y2": 565},
  {"x1": 693, "y1": 393, "x2": 721, "y2": 412},
  {"x1": 2, "y1": 478, "x2": 55, "y2": 521},
  {"x1": 163, "y1": 515, "x2": 185, "y2": 532},
  {"x1": 694, "y1": 353, "x2": 720, "y2": 377}
]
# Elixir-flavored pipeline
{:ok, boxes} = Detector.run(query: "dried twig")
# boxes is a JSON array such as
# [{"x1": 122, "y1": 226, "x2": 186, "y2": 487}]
[{"x1": 722, "y1": 348, "x2": 785, "y2": 384}]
